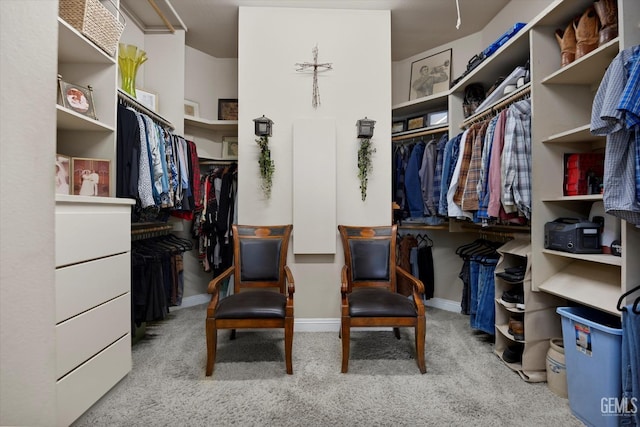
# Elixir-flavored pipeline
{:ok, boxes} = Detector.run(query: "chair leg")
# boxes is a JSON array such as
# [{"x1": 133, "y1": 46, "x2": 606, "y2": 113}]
[
  {"x1": 415, "y1": 315, "x2": 426, "y2": 374},
  {"x1": 230, "y1": 329, "x2": 236, "y2": 340},
  {"x1": 205, "y1": 318, "x2": 218, "y2": 376},
  {"x1": 393, "y1": 327, "x2": 401, "y2": 339},
  {"x1": 285, "y1": 316, "x2": 294, "y2": 375},
  {"x1": 341, "y1": 317, "x2": 350, "y2": 373}
]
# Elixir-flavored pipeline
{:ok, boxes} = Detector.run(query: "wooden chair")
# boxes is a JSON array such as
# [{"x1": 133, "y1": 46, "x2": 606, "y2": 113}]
[
  {"x1": 338, "y1": 224, "x2": 426, "y2": 373},
  {"x1": 206, "y1": 224, "x2": 294, "y2": 376}
]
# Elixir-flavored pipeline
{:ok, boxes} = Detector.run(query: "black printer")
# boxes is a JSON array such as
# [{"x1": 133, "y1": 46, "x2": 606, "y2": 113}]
[{"x1": 544, "y1": 218, "x2": 602, "y2": 254}]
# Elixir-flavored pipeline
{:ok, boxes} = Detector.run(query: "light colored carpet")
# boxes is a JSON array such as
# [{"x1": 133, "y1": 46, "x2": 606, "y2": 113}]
[{"x1": 73, "y1": 304, "x2": 582, "y2": 427}]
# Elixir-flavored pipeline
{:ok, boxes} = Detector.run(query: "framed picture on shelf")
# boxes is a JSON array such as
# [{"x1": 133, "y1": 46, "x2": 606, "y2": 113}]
[
  {"x1": 221, "y1": 136, "x2": 238, "y2": 160},
  {"x1": 71, "y1": 157, "x2": 110, "y2": 197},
  {"x1": 392, "y1": 120, "x2": 405, "y2": 134},
  {"x1": 55, "y1": 154, "x2": 71, "y2": 195},
  {"x1": 427, "y1": 110, "x2": 448, "y2": 126},
  {"x1": 409, "y1": 48, "x2": 452, "y2": 101},
  {"x1": 184, "y1": 99, "x2": 200, "y2": 117},
  {"x1": 136, "y1": 88, "x2": 158, "y2": 112},
  {"x1": 58, "y1": 76, "x2": 97, "y2": 119},
  {"x1": 218, "y1": 98, "x2": 238, "y2": 120},
  {"x1": 407, "y1": 115, "x2": 426, "y2": 131}
]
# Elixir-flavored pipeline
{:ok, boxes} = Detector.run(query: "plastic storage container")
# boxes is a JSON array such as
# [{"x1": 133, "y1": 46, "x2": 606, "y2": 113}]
[{"x1": 557, "y1": 306, "x2": 623, "y2": 427}]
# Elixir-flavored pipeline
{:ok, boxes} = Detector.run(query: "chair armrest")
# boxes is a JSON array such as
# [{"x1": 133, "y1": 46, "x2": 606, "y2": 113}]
[
  {"x1": 207, "y1": 265, "x2": 234, "y2": 294},
  {"x1": 284, "y1": 265, "x2": 295, "y2": 295},
  {"x1": 341, "y1": 264, "x2": 351, "y2": 294},
  {"x1": 397, "y1": 266, "x2": 425, "y2": 294}
]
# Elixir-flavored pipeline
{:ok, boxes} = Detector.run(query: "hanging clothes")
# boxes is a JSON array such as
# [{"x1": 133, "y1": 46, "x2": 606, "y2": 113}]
[{"x1": 591, "y1": 45, "x2": 640, "y2": 226}]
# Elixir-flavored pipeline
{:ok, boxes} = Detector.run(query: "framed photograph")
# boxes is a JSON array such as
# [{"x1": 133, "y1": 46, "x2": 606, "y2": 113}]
[
  {"x1": 136, "y1": 88, "x2": 158, "y2": 112},
  {"x1": 221, "y1": 136, "x2": 238, "y2": 160},
  {"x1": 392, "y1": 120, "x2": 405, "y2": 134},
  {"x1": 407, "y1": 115, "x2": 426, "y2": 131},
  {"x1": 71, "y1": 157, "x2": 110, "y2": 197},
  {"x1": 427, "y1": 110, "x2": 448, "y2": 126},
  {"x1": 184, "y1": 99, "x2": 200, "y2": 117},
  {"x1": 58, "y1": 78, "x2": 97, "y2": 119},
  {"x1": 55, "y1": 154, "x2": 71, "y2": 195},
  {"x1": 218, "y1": 98, "x2": 238, "y2": 121},
  {"x1": 409, "y1": 48, "x2": 452, "y2": 100}
]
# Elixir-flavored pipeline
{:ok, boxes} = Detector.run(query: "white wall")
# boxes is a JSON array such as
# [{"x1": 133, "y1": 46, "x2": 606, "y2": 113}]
[
  {"x1": 238, "y1": 7, "x2": 391, "y2": 318},
  {"x1": 185, "y1": 46, "x2": 238, "y2": 121},
  {"x1": 0, "y1": 1, "x2": 58, "y2": 424}
]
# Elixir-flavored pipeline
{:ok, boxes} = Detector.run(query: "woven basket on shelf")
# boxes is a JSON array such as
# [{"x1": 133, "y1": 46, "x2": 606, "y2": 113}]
[{"x1": 59, "y1": 0, "x2": 125, "y2": 57}]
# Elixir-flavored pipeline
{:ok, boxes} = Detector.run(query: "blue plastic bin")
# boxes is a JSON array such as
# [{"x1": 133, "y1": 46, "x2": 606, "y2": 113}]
[{"x1": 557, "y1": 306, "x2": 623, "y2": 427}]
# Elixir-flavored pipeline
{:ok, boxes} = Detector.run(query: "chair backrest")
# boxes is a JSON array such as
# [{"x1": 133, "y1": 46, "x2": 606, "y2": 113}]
[
  {"x1": 338, "y1": 225, "x2": 398, "y2": 292},
  {"x1": 232, "y1": 224, "x2": 292, "y2": 294}
]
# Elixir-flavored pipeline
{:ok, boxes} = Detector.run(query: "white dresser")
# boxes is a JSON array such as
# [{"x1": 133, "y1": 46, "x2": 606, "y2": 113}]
[{"x1": 55, "y1": 195, "x2": 134, "y2": 426}]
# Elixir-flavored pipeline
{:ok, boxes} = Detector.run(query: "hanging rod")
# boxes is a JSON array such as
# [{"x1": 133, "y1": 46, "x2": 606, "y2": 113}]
[
  {"x1": 118, "y1": 89, "x2": 174, "y2": 130},
  {"x1": 200, "y1": 159, "x2": 236, "y2": 166},
  {"x1": 460, "y1": 84, "x2": 531, "y2": 129},
  {"x1": 392, "y1": 125, "x2": 448, "y2": 142},
  {"x1": 456, "y1": 221, "x2": 530, "y2": 237}
]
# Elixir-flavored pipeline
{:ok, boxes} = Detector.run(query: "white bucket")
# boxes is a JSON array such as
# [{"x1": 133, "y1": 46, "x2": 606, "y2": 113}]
[{"x1": 546, "y1": 337, "x2": 568, "y2": 398}]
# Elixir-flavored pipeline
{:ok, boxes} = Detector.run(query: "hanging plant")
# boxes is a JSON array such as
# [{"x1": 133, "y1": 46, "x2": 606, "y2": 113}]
[
  {"x1": 256, "y1": 135, "x2": 275, "y2": 199},
  {"x1": 357, "y1": 138, "x2": 375, "y2": 201}
]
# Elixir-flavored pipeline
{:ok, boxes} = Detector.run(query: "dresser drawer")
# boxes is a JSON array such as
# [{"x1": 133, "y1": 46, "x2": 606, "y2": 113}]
[
  {"x1": 56, "y1": 334, "x2": 131, "y2": 427},
  {"x1": 55, "y1": 253, "x2": 130, "y2": 323},
  {"x1": 55, "y1": 198, "x2": 132, "y2": 267},
  {"x1": 56, "y1": 293, "x2": 130, "y2": 379}
]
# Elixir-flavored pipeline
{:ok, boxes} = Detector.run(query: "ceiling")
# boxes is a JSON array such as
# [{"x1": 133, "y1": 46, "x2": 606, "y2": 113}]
[{"x1": 120, "y1": 0, "x2": 510, "y2": 61}]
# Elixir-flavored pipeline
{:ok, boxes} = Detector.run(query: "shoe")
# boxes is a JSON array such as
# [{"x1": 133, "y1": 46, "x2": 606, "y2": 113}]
[
  {"x1": 593, "y1": 0, "x2": 618, "y2": 46},
  {"x1": 501, "y1": 284, "x2": 525, "y2": 310},
  {"x1": 496, "y1": 269, "x2": 525, "y2": 283},
  {"x1": 508, "y1": 315, "x2": 525, "y2": 341},
  {"x1": 502, "y1": 343, "x2": 524, "y2": 363},
  {"x1": 555, "y1": 19, "x2": 577, "y2": 67},
  {"x1": 574, "y1": 6, "x2": 600, "y2": 59}
]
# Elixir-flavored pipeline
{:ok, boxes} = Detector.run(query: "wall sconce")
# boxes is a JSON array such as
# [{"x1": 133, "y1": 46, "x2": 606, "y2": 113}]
[
  {"x1": 253, "y1": 115, "x2": 274, "y2": 137},
  {"x1": 356, "y1": 117, "x2": 376, "y2": 139}
]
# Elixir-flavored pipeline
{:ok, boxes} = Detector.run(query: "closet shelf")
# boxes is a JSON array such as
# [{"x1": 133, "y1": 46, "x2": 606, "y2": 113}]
[
  {"x1": 392, "y1": 91, "x2": 449, "y2": 118},
  {"x1": 58, "y1": 18, "x2": 115, "y2": 64},
  {"x1": 540, "y1": 39, "x2": 619, "y2": 86},
  {"x1": 544, "y1": 124, "x2": 602, "y2": 144},
  {"x1": 542, "y1": 249, "x2": 622, "y2": 266},
  {"x1": 184, "y1": 116, "x2": 238, "y2": 131},
  {"x1": 391, "y1": 125, "x2": 448, "y2": 141},
  {"x1": 537, "y1": 261, "x2": 621, "y2": 316},
  {"x1": 57, "y1": 105, "x2": 115, "y2": 132},
  {"x1": 541, "y1": 194, "x2": 603, "y2": 202}
]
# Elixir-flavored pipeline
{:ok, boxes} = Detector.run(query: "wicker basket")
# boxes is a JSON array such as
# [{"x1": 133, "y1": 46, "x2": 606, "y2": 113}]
[{"x1": 59, "y1": 0, "x2": 125, "y2": 57}]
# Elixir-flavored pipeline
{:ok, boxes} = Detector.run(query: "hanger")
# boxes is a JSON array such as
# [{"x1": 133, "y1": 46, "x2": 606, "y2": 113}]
[
  {"x1": 416, "y1": 233, "x2": 433, "y2": 248},
  {"x1": 617, "y1": 283, "x2": 640, "y2": 313}
]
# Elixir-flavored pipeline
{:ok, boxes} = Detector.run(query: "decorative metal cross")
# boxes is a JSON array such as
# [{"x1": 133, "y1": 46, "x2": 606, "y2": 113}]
[{"x1": 295, "y1": 45, "x2": 333, "y2": 109}]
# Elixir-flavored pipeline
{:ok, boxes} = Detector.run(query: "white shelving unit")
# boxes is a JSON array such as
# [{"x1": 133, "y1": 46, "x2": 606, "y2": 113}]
[
  {"x1": 530, "y1": 0, "x2": 640, "y2": 316},
  {"x1": 184, "y1": 116, "x2": 238, "y2": 160},
  {"x1": 55, "y1": 3, "x2": 134, "y2": 424}
]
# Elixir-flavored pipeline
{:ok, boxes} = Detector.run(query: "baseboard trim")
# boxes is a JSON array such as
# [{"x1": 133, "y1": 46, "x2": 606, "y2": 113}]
[{"x1": 174, "y1": 294, "x2": 461, "y2": 330}]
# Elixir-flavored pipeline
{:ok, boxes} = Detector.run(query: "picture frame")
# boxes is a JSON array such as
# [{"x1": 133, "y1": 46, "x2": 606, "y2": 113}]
[
  {"x1": 407, "y1": 115, "x2": 426, "y2": 131},
  {"x1": 136, "y1": 88, "x2": 158, "y2": 112},
  {"x1": 221, "y1": 136, "x2": 238, "y2": 160},
  {"x1": 55, "y1": 154, "x2": 71, "y2": 195},
  {"x1": 218, "y1": 98, "x2": 238, "y2": 121},
  {"x1": 409, "y1": 48, "x2": 452, "y2": 101},
  {"x1": 427, "y1": 110, "x2": 448, "y2": 126},
  {"x1": 71, "y1": 157, "x2": 110, "y2": 197},
  {"x1": 392, "y1": 120, "x2": 405, "y2": 134},
  {"x1": 58, "y1": 77, "x2": 97, "y2": 119},
  {"x1": 184, "y1": 99, "x2": 200, "y2": 117}
]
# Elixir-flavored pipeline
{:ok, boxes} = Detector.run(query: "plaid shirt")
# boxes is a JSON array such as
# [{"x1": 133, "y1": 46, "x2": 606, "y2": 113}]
[
  {"x1": 438, "y1": 134, "x2": 461, "y2": 216},
  {"x1": 592, "y1": 46, "x2": 640, "y2": 226},
  {"x1": 462, "y1": 121, "x2": 489, "y2": 211},
  {"x1": 501, "y1": 99, "x2": 531, "y2": 218},
  {"x1": 432, "y1": 133, "x2": 448, "y2": 213},
  {"x1": 476, "y1": 116, "x2": 499, "y2": 220},
  {"x1": 617, "y1": 47, "x2": 640, "y2": 203},
  {"x1": 453, "y1": 125, "x2": 478, "y2": 205}
]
